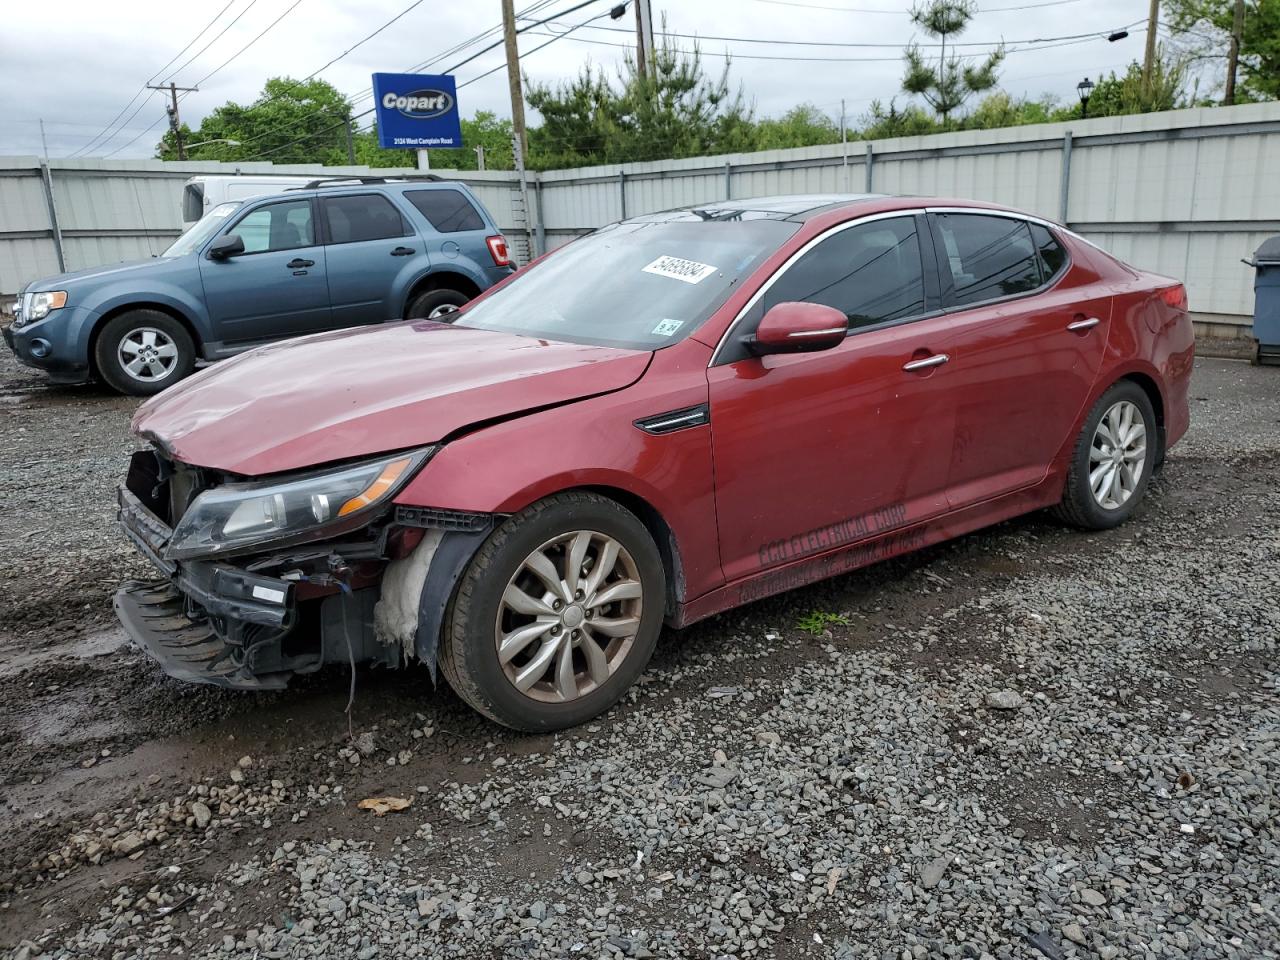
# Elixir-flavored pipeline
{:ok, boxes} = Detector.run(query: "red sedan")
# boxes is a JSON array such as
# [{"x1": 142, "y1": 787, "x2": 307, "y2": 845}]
[{"x1": 116, "y1": 194, "x2": 1193, "y2": 730}]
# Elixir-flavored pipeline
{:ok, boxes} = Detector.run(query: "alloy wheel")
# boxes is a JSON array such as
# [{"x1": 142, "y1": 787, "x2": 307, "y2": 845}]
[
  {"x1": 494, "y1": 530, "x2": 643, "y2": 703},
  {"x1": 118, "y1": 327, "x2": 178, "y2": 383},
  {"x1": 428, "y1": 304, "x2": 460, "y2": 319},
  {"x1": 1089, "y1": 400, "x2": 1147, "y2": 510}
]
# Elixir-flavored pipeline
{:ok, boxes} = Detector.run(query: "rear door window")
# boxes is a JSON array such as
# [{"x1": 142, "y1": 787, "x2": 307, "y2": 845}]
[
  {"x1": 1029, "y1": 222, "x2": 1069, "y2": 282},
  {"x1": 404, "y1": 189, "x2": 486, "y2": 233},
  {"x1": 322, "y1": 193, "x2": 410, "y2": 244},
  {"x1": 934, "y1": 214, "x2": 1041, "y2": 306}
]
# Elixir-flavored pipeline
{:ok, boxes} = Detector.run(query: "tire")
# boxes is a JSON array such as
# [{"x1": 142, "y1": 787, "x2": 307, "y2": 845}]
[
  {"x1": 94, "y1": 309, "x2": 195, "y2": 396},
  {"x1": 439, "y1": 491, "x2": 666, "y2": 732},
  {"x1": 406, "y1": 288, "x2": 470, "y2": 320},
  {"x1": 1052, "y1": 380, "x2": 1157, "y2": 530}
]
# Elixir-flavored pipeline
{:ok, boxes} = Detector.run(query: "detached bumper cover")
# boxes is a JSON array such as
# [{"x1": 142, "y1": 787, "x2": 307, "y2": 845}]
[{"x1": 115, "y1": 580, "x2": 291, "y2": 690}]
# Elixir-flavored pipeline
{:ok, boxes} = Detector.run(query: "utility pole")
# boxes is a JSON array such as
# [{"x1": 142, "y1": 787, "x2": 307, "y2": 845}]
[
  {"x1": 344, "y1": 116, "x2": 356, "y2": 165},
  {"x1": 148, "y1": 82, "x2": 198, "y2": 160},
  {"x1": 1224, "y1": 0, "x2": 1245, "y2": 105},
  {"x1": 474, "y1": 145, "x2": 486, "y2": 171},
  {"x1": 634, "y1": 0, "x2": 655, "y2": 80},
  {"x1": 501, "y1": 0, "x2": 528, "y2": 167},
  {"x1": 840, "y1": 99, "x2": 849, "y2": 192},
  {"x1": 1142, "y1": 0, "x2": 1160, "y2": 87}
]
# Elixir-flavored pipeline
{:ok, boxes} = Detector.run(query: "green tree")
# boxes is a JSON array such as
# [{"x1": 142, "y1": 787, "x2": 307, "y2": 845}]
[
  {"x1": 902, "y1": 0, "x2": 1004, "y2": 126},
  {"x1": 1051, "y1": 58, "x2": 1192, "y2": 120},
  {"x1": 858, "y1": 99, "x2": 942, "y2": 139},
  {"x1": 525, "y1": 31, "x2": 755, "y2": 169},
  {"x1": 158, "y1": 77, "x2": 354, "y2": 163},
  {"x1": 1165, "y1": 0, "x2": 1280, "y2": 101},
  {"x1": 354, "y1": 112, "x2": 516, "y2": 170},
  {"x1": 753, "y1": 104, "x2": 841, "y2": 149}
]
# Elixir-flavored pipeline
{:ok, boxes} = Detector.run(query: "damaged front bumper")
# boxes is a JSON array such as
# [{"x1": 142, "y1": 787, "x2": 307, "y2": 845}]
[{"x1": 113, "y1": 453, "x2": 495, "y2": 691}]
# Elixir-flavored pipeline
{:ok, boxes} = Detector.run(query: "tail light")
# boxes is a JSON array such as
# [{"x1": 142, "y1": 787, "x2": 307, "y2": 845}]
[
  {"x1": 1160, "y1": 284, "x2": 1187, "y2": 311},
  {"x1": 485, "y1": 235, "x2": 511, "y2": 268}
]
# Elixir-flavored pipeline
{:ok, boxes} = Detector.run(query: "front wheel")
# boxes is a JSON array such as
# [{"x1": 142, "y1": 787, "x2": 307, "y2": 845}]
[
  {"x1": 1053, "y1": 380, "x2": 1157, "y2": 530},
  {"x1": 407, "y1": 288, "x2": 470, "y2": 320},
  {"x1": 439, "y1": 492, "x2": 666, "y2": 731},
  {"x1": 94, "y1": 310, "x2": 195, "y2": 396}
]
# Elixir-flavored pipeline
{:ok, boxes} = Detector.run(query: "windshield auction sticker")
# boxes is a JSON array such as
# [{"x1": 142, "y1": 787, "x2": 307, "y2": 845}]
[
  {"x1": 651, "y1": 318, "x2": 684, "y2": 336},
  {"x1": 642, "y1": 255, "x2": 717, "y2": 284}
]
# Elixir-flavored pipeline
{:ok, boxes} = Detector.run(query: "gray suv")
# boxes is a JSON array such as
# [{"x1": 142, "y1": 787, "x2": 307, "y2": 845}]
[{"x1": 4, "y1": 178, "x2": 515, "y2": 395}]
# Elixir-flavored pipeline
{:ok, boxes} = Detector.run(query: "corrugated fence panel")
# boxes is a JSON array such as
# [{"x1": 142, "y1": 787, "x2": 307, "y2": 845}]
[{"x1": 4, "y1": 102, "x2": 1279, "y2": 325}]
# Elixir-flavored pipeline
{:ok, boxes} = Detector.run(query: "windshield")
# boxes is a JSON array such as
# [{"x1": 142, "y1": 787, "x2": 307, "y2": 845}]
[
  {"x1": 455, "y1": 219, "x2": 800, "y2": 350},
  {"x1": 163, "y1": 201, "x2": 240, "y2": 257}
]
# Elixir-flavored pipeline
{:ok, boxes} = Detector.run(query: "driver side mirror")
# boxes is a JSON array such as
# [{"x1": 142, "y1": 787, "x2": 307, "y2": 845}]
[
  {"x1": 207, "y1": 234, "x2": 245, "y2": 260},
  {"x1": 746, "y1": 302, "x2": 848, "y2": 356}
]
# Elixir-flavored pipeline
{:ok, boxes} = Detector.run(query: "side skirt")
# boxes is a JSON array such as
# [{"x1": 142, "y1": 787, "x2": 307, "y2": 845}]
[{"x1": 671, "y1": 476, "x2": 1061, "y2": 628}]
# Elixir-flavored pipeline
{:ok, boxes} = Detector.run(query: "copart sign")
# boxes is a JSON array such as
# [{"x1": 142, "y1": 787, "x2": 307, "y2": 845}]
[{"x1": 371, "y1": 73, "x2": 463, "y2": 149}]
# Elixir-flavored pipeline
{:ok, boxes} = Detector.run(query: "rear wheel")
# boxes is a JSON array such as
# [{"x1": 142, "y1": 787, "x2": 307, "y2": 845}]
[
  {"x1": 439, "y1": 492, "x2": 665, "y2": 731},
  {"x1": 1053, "y1": 380, "x2": 1157, "y2": 530},
  {"x1": 94, "y1": 310, "x2": 195, "y2": 396},
  {"x1": 407, "y1": 288, "x2": 470, "y2": 320}
]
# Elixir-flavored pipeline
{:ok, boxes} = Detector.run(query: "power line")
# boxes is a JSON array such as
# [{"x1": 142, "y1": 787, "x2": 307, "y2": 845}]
[
  {"x1": 522, "y1": 28, "x2": 1111, "y2": 63},
  {"x1": 243, "y1": 0, "x2": 607, "y2": 162},
  {"x1": 745, "y1": 0, "x2": 1092, "y2": 11},
  {"x1": 190, "y1": 0, "x2": 306, "y2": 87},
  {"x1": 538, "y1": 18, "x2": 1140, "y2": 49},
  {"x1": 159, "y1": 0, "x2": 262, "y2": 86},
  {"x1": 68, "y1": 0, "x2": 237, "y2": 158},
  {"x1": 229, "y1": 0, "x2": 560, "y2": 154}
]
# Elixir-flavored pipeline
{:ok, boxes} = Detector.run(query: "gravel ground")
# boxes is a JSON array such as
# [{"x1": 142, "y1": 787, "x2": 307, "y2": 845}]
[{"x1": 1, "y1": 348, "x2": 1277, "y2": 959}]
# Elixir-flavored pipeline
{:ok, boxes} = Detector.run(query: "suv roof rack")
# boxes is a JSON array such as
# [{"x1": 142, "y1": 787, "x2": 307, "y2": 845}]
[{"x1": 289, "y1": 174, "x2": 445, "y2": 190}]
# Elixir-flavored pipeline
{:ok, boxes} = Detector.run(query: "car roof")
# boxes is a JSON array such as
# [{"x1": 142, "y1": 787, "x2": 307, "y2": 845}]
[{"x1": 626, "y1": 194, "x2": 888, "y2": 224}]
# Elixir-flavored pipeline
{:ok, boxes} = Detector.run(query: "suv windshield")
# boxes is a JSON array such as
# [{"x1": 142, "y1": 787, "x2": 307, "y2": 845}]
[
  {"x1": 163, "y1": 201, "x2": 240, "y2": 257},
  {"x1": 455, "y1": 219, "x2": 799, "y2": 350}
]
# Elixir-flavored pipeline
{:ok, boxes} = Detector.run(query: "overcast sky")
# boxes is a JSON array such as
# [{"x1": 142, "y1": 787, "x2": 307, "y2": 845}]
[{"x1": 3, "y1": 0, "x2": 1155, "y2": 160}]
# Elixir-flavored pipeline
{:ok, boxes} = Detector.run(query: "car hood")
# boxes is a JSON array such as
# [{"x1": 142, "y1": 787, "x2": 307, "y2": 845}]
[
  {"x1": 24, "y1": 257, "x2": 178, "y2": 292},
  {"x1": 132, "y1": 321, "x2": 652, "y2": 476}
]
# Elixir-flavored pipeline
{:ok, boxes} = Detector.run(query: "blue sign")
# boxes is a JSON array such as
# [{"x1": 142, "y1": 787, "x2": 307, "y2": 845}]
[{"x1": 372, "y1": 73, "x2": 463, "y2": 149}]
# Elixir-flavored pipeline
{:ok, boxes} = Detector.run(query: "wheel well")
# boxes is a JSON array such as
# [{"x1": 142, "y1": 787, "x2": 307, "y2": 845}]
[
  {"x1": 1119, "y1": 372, "x2": 1166, "y2": 461},
  {"x1": 405, "y1": 271, "x2": 482, "y2": 313},
  {"x1": 87, "y1": 303, "x2": 201, "y2": 375},
  {"x1": 578, "y1": 485, "x2": 685, "y2": 619}
]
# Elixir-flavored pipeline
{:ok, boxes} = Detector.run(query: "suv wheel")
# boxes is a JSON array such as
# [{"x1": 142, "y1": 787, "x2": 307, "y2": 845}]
[
  {"x1": 1053, "y1": 380, "x2": 1157, "y2": 530},
  {"x1": 95, "y1": 310, "x2": 195, "y2": 396},
  {"x1": 439, "y1": 492, "x2": 665, "y2": 731},
  {"x1": 407, "y1": 288, "x2": 470, "y2": 320}
]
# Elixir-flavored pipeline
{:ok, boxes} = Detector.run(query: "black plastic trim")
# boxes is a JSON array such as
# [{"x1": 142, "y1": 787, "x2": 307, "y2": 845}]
[{"x1": 634, "y1": 404, "x2": 711, "y2": 435}]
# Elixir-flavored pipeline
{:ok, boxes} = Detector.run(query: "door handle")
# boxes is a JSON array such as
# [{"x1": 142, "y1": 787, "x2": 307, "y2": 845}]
[
  {"x1": 1067, "y1": 317, "x2": 1101, "y2": 332},
  {"x1": 903, "y1": 353, "x2": 950, "y2": 372},
  {"x1": 287, "y1": 258, "x2": 314, "y2": 269},
  {"x1": 391, "y1": 246, "x2": 415, "y2": 256}
]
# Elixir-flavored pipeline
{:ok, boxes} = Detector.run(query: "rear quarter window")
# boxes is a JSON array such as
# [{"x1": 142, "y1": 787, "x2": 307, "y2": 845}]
[
  {"x1": 1029, "y1": 222, "x2": 1069, "y2": 282},
  {"x1": 405, "y1": 189, "x2": 486, "y2": 233}
]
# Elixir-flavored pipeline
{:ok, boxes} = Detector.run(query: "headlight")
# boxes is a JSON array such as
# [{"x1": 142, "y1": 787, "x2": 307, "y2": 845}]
[
  {"x1": 25, "y1": 290, "x2": 68, "y2": 324},
  {"x1": 165, "y1": 448, "x2": 433, "y2": 560}
]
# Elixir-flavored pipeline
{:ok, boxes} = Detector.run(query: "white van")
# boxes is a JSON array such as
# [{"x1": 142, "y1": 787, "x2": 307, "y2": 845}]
[{"x1": 181, "y1": 175, "x2": 317, "y2": 228}]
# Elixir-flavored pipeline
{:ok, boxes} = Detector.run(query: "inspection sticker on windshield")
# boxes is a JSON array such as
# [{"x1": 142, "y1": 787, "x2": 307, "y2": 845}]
[
  {"x1": 642, "y1": 255, "x2": 717, "y2": 284},
  {"x1": 651, "y1": 318, "x2": 684, "y2": 336}
]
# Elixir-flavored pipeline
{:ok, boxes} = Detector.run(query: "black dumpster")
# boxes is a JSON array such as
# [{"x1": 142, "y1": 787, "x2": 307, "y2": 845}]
[{"x1": 1249, "y1": 235, "x2": 1280, "y2": 365}]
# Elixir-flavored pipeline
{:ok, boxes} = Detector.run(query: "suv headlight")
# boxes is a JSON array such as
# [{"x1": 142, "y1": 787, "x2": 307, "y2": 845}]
[
  {"x1": 165, "y1": 448, "x2": 434, "y2": 561},
  {"x1": 25, "y1": 290, "x2": 68, "y2": 324}
]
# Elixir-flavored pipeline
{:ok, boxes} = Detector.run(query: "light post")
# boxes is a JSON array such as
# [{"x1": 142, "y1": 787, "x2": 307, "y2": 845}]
[
  {"x1": 186, "y1": 138, "x2": 241, "y2": 152},
  {"x1": 1077, "y1": 77, "x2": 1096, "y2": 119}
]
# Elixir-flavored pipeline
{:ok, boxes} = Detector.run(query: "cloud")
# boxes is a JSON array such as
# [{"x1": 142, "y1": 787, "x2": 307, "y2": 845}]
[{"x1": 0, "y1": 0, "x2": 1151, "y2": 159}]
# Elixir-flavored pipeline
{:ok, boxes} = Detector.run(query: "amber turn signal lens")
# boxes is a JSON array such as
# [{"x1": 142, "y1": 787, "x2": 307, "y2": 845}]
[{"x1": 337, "y1": 457, "x2": 413, "y2": 517}]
